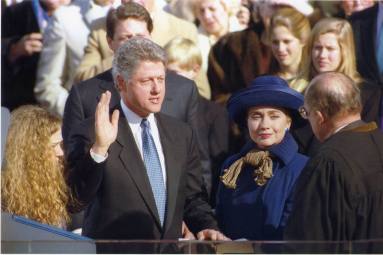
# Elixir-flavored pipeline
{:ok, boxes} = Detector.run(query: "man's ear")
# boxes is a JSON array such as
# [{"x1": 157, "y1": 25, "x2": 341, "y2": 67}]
[
  {"x1": 116, "y1": 75, "x2": 126, "y2": 92},
  {"x1": 315, "y1": 110, "x2": 326, "y2": 125},
  {"x1": 107, "y1": 36, "x2": 114, "y2": 51}
]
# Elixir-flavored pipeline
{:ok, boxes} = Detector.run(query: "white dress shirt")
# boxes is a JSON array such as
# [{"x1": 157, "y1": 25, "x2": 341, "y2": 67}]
[{"x1": 91, "y1": 100, "x2": 167, "y2": 184}]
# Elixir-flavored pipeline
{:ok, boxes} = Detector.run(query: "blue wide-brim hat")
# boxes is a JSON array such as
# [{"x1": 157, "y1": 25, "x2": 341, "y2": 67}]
[{"x1": 227, "y1": 75, "x2": 304, "y2": 127}]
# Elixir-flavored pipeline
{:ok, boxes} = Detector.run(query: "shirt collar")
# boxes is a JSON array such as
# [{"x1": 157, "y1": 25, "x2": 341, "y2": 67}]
[{"x1": 120, "y1": 99, "x2": 155, "y2": 125}]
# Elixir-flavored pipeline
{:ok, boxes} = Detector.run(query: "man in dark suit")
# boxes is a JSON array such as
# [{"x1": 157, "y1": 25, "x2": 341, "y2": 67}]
[
  {"x1": 67, "y1": 37, "x2": 227, "y2": 251},
  {"x1": 62, "y1": 3, "x2": 202, "y2": 234},
  {"x1": 62, "y1": 2, "x2": 199, "y2": 153}
]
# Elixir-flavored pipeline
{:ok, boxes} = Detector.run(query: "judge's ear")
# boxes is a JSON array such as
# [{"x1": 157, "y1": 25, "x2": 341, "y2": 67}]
[{"x1": 314, "y1": 110, "x2": 326, "y2": 126}]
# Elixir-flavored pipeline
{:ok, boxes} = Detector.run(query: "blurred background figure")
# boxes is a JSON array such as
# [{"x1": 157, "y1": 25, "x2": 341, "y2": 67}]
[
  {"x1": 349, "y1": 1, "x2": 382, "y2": 86},
  {"x1": 208, "y1": 0, "x2": 314, "y2": 106},
  {"x1": 165, "y1": 37, "x2": 204, "y2": 80},
  {"x1": 339, "y1": 0, "x2": 375, "y2": 17},
  {"x1": 1, "y1": 105, "x2": 74, "y2": 229},
  {"x1": 299, "y1": 17, "x2": 382, "y2": 128},
  {"x1": 268, "y1": 7, "x2": 311, "y2": 92},
  {"x1": 236, "y1": 0, "x2": 251, "y2": 30},
  {"x1": 164, "y1": 37, "x2": 229, "y2": 205},
  {"x1": 193, "y1": 0, "x2": 241, "y2": 74},
  {"x1": 164, "y1": 0, "x2": 196, "y2": 23},
  {"x1": 34, "y1": 0, "x2": 117, "y2": 117},
  {"x1": 165, "y1": 37, "x2": 210, "y2": 98},
  {"x1": 1, "y1": 0, "x2": 66, "y2": 111},
  {"x1": 74, "y1": 0, "x2": 198, "y2": 82},
  {"x1": 2, "y1": 0, "x2": 23, "y2": 6}
]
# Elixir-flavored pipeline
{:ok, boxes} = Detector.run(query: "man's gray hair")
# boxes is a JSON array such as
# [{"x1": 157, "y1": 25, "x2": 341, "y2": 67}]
[
  {"x1": 305, "y1": 72, "x2": 362, "y2": 119},
  {"x1": 112, "y1": 37, "x2": 166, "y2": 84}
]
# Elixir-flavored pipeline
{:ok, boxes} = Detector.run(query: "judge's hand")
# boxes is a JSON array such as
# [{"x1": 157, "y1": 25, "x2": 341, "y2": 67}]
[
  {"x1": 196, "y1": 229, "x2": 230, "y2": 241},
  {"x1": 182, "y1": 221, "x2": 196, "y2": 240},
  {"x1": 92, "y1": 91, "x2": 119, "y2": 156}
]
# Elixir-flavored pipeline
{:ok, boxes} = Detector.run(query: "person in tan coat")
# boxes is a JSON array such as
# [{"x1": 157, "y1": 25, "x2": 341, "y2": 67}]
[{"x1": 74, "y1": 0, "x2": 200, "y2": 84}]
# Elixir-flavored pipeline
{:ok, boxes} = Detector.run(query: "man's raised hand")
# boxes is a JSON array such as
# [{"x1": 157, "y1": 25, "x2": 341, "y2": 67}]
[{"x1": 92, "y1": 91, "x2": 119, "y2": 156}]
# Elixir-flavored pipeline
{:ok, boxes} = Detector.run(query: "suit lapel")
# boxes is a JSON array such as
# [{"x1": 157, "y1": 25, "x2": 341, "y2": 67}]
[
  {"x1": 156, "y1": 114, "x2": 182, "y2": 233},
  {"x1": 115, "y1": 113, "x2": 162, "y2": 229}
]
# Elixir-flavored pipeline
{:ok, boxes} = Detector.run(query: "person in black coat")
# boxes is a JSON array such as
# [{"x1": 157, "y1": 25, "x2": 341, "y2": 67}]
[
  {"x1": 349, "y1": 2, "x2": 383, "y2": 86},
  {"x1": 284, "y1": 72, "x2": 383, "y2": 253},
  {"x1": 1, "y1": 0, "x2": 62, "y2": 110}
]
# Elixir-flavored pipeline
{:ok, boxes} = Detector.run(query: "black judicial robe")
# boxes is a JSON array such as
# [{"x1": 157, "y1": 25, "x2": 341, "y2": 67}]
[{"x1": 284, "y1": 121, "x2": 383, "y2": 253}]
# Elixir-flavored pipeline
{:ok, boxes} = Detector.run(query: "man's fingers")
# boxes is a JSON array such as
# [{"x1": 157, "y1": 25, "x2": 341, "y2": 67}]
[
  {"x1": 96, "y1": 91, "x2": 115, "y2": 125},
  {"x1": 100, "y1": 91, "x2": 108, "y2": 111},
  {"x1": 111, "y1": 109, "x2": 120, "y2": 128},
  {"x1": 27, "y1": 33, "x2": 43, "y2": 40},
  {"x1": 197, "y1": 230, "x2": 230, "y2": 241},
  {"x1": 211, "y1": 231, "x2": 218, "y2": 241},
  {"x1": 29, "y1": 39, "x2": 43, "y2": 48},
  {"x1": 96, "y1": 92, "x2": 107, "y2": 123},
  {"x1": 23, "y1": 39, "x2": 42, "y2": 55},
  {"x1": 95, "y1": 102, "x2": 102, "y2": 127},
  {"x1": 104, "y1": 91, "x2": 111, "y2": 113},
  {"x1": 28, "y1": 40, "x2": 43, "y2": 53},
  {"x1": 218, "y1": 232, "x2": 230, "y2": 241}
]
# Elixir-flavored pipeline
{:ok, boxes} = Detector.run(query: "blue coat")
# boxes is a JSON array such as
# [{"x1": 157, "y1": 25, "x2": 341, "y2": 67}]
[{"x1": 216, "y1": 132, "x2": 308, "y2": 240}]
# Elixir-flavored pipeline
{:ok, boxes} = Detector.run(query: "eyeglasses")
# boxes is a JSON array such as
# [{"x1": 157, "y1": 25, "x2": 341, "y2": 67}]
[{"x1": 298, "y1": 106, "x2": 310, "y2": 119}]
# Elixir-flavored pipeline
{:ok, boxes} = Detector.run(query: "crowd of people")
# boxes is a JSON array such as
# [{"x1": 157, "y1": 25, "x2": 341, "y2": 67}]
[{"x1": 1, "y1": 0, "x2": 383, "y2": 253}]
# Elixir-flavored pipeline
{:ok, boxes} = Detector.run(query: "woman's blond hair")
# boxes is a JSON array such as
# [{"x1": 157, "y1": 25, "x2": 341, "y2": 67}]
[
  {"x1": 269, "y1": 7, "x2": 311, "y2": 46},
  {"x1": 300, "y1": 18, "x2": 362, "y2": 84},
  {"x1": 1, "y1": 105, "x2": 70, "y2": 227}
]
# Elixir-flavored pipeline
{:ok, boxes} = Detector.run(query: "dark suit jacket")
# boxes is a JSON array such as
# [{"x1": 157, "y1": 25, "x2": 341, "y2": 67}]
[
  {"x1": 197, "y1": 97, "x2": 229, "y2": 206},
  {"x1": 62, "y1": 69, "x2": 199, "y2": 148},
  {"x1": 1, "y1": 1, "x2": 40, "y2": 110},
  {"x1": 67, "y1": 111, "x2": 218, "y2": 243},
  {"x1": 350, "y1": 4, "x2": 383, "y2": 86}
]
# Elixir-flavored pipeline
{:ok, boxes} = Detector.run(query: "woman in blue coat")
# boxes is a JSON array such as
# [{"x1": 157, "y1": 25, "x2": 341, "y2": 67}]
[{"x1": 216, "y1": 75, "x2": 309, "y2": 240}]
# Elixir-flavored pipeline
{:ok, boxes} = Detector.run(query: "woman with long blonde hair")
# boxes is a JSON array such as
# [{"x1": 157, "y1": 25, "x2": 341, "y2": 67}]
[
  {"x1": 268, "y1": 7, "x2": 311, "y2": 92},
  {"x1": 2, "y1": 105, "x2": 72, "y2": 228},
  {"x1": 299, "y1": 17, "x2": 381, "y2": 124}
]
